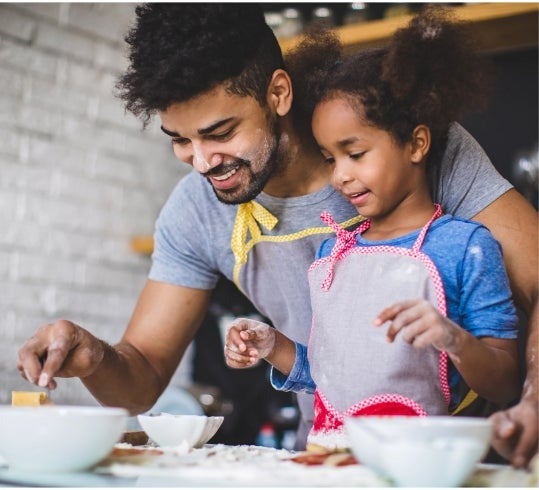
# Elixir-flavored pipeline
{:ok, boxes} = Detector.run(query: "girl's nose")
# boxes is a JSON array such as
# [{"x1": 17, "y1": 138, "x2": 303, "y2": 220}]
[{"x1": 332, "y1": 161, "x2": 354, "y2": 186}]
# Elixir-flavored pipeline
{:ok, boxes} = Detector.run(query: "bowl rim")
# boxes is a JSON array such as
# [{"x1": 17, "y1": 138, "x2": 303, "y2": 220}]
[
  {"x1": 0, "y1": 405, "x2": 129, "y2": 417},
  {"x1": 137, "y1": 413, "x2": 221, "y2": 420}
]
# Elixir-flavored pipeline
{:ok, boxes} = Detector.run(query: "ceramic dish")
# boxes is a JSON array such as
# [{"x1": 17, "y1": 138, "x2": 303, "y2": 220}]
[
  {"x1": 345, "y1": 415, "x2": 492, "y2": 487},
  {"x1": 137, "y1": 413, "x2": 224, "y2": 448},
  {"x1": 0, "y1": 405, "x2": 128, "y2": 472}
]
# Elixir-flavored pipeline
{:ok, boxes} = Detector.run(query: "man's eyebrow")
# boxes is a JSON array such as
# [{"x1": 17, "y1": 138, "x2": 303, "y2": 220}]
[
  {"x1": 160, "y1": 126, "x2": 180, "y2": 137},
  {"x1": 198, "y1": 117, "x2": 235, "y2": 135},
  {"x1": 160, "y1": 118, "x2": 236, "y2": 138}
]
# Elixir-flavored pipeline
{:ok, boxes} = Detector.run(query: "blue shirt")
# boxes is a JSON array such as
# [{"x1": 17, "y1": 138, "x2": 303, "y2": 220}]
[{"x1": 271, "y1": 215, "x2": 519, "y2": 408}]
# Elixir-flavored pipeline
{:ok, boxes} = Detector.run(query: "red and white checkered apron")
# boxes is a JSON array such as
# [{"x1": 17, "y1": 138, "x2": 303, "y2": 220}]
[{"x1": 306, "y1": 205, "x2": 450, "y2": 449}]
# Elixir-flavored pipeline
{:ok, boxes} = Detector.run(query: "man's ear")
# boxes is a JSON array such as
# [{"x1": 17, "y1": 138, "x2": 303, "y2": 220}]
[
  {"x1": 410, "y1": 125, "x2": 431, "y2": 163},
  {"x1": 267, "y1": 69, "x2": 293, "y2": 117}
]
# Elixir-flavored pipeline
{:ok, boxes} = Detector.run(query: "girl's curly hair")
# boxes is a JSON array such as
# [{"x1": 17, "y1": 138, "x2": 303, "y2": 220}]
[
  {"x1": 286, "y1": 6, "x2": 494, "y2": 168},
  {"x1": 116, "y1": 3, "x2": 284, "y2": 125}
]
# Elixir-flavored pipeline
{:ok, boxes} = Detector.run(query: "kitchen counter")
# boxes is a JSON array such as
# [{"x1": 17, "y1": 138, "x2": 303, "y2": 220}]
[{"x1": 0, "y1": 443, "x2": 535, "y2": 487}]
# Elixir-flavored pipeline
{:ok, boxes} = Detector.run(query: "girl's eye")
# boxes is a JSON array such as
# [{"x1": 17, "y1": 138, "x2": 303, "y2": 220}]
[
  {"x1": 350, "y1": 152, "x2": 365, "y2": 161},
  {"x1": 323, "y1": 156, "x2": 335, "y2": 165}
]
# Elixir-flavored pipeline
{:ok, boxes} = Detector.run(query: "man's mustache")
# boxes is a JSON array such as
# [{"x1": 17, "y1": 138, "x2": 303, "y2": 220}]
[{"x1": 204, "y1": 159, "x2": 249, "y2": 177}]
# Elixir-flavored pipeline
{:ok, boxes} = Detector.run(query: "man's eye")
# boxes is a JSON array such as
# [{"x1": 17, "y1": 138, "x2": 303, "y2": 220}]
[
  {"x1": 172, "y1": 137, "x2": 189, "y2": 146},
  {"x1": 210, "y1": 130, "x2": 233, "y2": 141}
]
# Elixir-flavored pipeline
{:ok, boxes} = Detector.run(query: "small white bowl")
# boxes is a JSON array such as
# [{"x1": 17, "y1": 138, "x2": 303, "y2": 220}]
[
  {"x1": 345, "y1": 416, "x2": 492, "y2": 487},
  {"x1": 0, "y1": 405, "x2": 128, "y2": 472},
  {"x1": 137, "y1": 413, "x2": 224, "y2": 448}
]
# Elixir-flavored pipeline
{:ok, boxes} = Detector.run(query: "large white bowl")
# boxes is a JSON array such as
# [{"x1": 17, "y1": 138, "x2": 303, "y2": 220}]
[
  {"x1": 345, "y1": 416, "x2": 492, "y2": 487},
  {"x1": 138, "y1": 413, "x2": 224, "y2": 448},
  {"x1": 0, "y1": 405, "x2": 128, "y2": 472}
]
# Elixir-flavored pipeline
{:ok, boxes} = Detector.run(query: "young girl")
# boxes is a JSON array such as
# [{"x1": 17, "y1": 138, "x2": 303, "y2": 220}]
[{"x1": 224, "y1": 8, "x2": 520, "y2": 450}]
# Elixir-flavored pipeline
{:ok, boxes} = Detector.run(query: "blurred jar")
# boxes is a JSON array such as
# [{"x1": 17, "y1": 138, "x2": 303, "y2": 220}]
[
  {"x1": 310, "y1": 6, "x2": 336, "y2": 28},
  {"x1": 280, "y1": 8, "x2": 304, "y2": 39},
  {"x1": 264, "y1": 11, "x2": 285, "y2": 40},
  {"x1": 384, "y1": 4, "x2": 412, "y2": 19},
  {"x1": 512, "y1": 144, "x2": 538, "y2": 207},
  {"x1": 343, "y1": 2, "x2": 369, "y2": 25}
]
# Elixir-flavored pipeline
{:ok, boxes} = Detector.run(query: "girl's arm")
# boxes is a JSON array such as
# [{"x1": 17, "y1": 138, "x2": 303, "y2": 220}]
[
  {"x1": 377, "y1": 224, "x2": 521, "y2": 405},
  {"x1": 431, "y1": 322, "x2": 519, "y2": 405},
  {"x1": 225, "y1": 317, "x2": 316, "y2": 393},
  {"x1": 264, "y1": 328, "x2": 297, "y2": 376},
  {"x1": 378, "y1": 301, "x2": 519, "y2": 405}
]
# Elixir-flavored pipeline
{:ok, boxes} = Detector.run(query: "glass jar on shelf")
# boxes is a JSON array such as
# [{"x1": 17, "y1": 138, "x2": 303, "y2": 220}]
[
  {"x1": 264, "y1": 11, "x2": 285, "y2": 40},
  {"x1": 343, "y1": 2, "x2": 369, "y2": 25},
  {"x1": 280, "y1": 8, "x2": 304, "y2": 39},
  {"x1": 310, "y1": 6, "x2": 336, "y2": 29}
]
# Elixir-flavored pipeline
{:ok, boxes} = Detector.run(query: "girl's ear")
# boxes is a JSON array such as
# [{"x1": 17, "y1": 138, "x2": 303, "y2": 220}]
[
  {"x1": 410, "y1": 125, "x2": 431, "y2": 163},
  {"x1": 267, "y1": 69, "x2": 293, "y2": 117}
]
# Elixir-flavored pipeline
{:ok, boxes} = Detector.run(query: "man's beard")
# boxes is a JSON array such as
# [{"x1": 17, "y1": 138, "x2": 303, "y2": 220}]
[{"x1": 208, "y1": 125, "x2": 283, "y2": 205}]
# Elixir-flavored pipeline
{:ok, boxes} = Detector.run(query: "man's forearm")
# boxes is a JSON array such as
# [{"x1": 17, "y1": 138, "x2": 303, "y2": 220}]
[
  {"x1": 82, "y1": 340, "x2": 165, "y2": 414},
  {"x1": 522, "y1": 300, "x2": 538, "y2": 403}
]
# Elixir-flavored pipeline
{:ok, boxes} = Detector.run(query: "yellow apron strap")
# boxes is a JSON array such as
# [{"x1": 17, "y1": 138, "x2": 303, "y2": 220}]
[
  {"x1": 231, "y1": 201, "x2": 278, "y2": 288},
  {"x1": 451, "y1": 389, "x2": 479, "y2": 415},
  {"x1": 230, "y1": 202, "x2": 365, "y2": 291}
]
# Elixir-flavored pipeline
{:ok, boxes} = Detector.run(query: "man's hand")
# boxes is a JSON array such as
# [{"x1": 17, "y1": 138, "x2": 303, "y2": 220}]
[
  {"x1": 224, "y1": 317, "x2": 275, "y2": 369},
  {"x1": 490, "y1": 395, "x2": 539, "y2": 469},
  {"x1": 17, "y1": 320, "x2": 105, "y2": 390}
]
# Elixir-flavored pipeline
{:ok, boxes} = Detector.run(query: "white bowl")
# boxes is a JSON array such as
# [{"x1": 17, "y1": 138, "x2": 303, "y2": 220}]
[
  {"x1": 345, "y1": 416, "x2": 492, "y2": 487},
  {"x1": 138, "y1": 413, "x2": 224, "y2": 448},
  {"x1": 0, "y1": 405, "x2": 128, "y2": 472}
]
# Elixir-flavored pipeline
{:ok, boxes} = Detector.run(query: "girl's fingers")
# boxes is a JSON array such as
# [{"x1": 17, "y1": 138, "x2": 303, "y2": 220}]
[
  {"x1": 226, "y1": 327, "x2": 248, "y2": 353},
  {"x1": 374, "y1": 300, "x2": 419, "y2": 325},
  {"x1": 384, "y1": 304, "x2": 424, "y2": 342},
  {"x1": 226, "y1": 358, "x2": 254, "y2": 369},
  {"x1": 224, "y1": 345, "x2": 257, "y2": 367},
  {"x1": 404, "y1": 327, "x2": 438, "y2": 348},
  {"x1": 239, "y1": 329, "x2": 256, "y2": 341}
]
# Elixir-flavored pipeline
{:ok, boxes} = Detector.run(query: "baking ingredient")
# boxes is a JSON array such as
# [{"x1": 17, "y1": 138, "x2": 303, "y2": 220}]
[{"x1": 11, "y1": 391, "x2": 50, "y2": 406}]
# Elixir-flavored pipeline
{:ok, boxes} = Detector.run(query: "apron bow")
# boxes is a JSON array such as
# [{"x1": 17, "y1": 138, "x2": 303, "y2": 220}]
[
  {"x1": 231, "y1": 201, "x2": 278, "y2": 267},
  {"x1": 320, "y1": 211, "x2": 365, "y2": 291}
]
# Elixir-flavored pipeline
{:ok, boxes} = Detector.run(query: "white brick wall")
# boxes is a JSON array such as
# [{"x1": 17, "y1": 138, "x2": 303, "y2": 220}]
[{"x1": 0, "y1": 3, "x2": 190, "y2": 405}]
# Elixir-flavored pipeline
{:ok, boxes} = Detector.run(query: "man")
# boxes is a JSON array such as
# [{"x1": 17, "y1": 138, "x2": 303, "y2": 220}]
[{"x1": 17, "y1": 4, "x2": 537, "y2": 466}]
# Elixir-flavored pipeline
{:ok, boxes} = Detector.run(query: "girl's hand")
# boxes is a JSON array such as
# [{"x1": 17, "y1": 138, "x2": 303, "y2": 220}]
[
  {"x1": 374, "y1": 299, "x2": 461, "y2": 354},
  {"x1": 224, "y1": 317, "x2": 276, "y2": 369}
]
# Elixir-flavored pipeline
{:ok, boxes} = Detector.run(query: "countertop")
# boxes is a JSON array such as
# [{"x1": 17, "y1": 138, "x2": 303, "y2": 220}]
[{"x1": 0, "y1": 443, "x2": 536, "y2": 488}]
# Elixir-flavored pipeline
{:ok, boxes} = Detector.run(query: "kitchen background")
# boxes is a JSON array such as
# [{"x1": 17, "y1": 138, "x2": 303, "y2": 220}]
[{"x1": 0, "y1": 3, "x2": 537, "y2": 448}]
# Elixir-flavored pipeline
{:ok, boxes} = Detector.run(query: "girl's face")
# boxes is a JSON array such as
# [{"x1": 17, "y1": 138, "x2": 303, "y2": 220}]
[{"x1": 312, "y1": 97, "x2": 417, "y2": 220}]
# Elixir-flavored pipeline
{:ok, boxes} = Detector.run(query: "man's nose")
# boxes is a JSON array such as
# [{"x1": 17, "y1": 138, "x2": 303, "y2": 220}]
[{"x1": 192, "y1": 145, "x2": 223, "y2": 173}]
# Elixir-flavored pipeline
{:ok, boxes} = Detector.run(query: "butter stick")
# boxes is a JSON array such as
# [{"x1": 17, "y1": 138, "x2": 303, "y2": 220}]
[{"x1": 11, "y1": 391, "x2": 50, "y2": 406}]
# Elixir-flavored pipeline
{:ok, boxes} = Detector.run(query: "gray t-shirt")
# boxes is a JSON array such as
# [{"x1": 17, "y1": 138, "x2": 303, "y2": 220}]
[{"x1": 149, "y1": 122, "x2": 513, "y2": 445}]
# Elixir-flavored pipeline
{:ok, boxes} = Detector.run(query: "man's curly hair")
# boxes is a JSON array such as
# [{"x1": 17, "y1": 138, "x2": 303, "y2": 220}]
[{"x1": 116, "y1": 3, "x2": 284, "y2": 124}]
